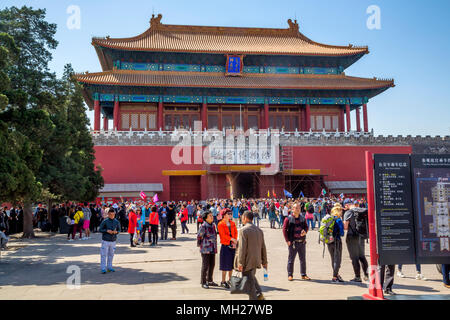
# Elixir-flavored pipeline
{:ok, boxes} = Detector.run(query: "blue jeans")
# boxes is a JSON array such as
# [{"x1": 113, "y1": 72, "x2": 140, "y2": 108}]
[
  {"x1": 313, "y1": 213, "x2": 321, "y2": 228},
  {"x1": 100, "y1": 240, "x2": 116, "y2": 270},
  {"x1": 307, "y1": 218, "x2": 315, "y2": 230},
  {"x1": 398, "y1": 264, "x2": 421, "y2": 273},
  {"x1": 443, "y1": 264, "x2": 450, "y2": 285},
  {"x1": 253, "y1": 216, "x2": 260, "y2": 227}
]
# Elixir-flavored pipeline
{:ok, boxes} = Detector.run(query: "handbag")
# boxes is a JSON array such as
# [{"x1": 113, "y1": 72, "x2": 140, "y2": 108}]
[
  {"x1": 66, "y1": 217, "x2": 71, "y2": 225},
  {"x1": 230, "y1": 271, "x2": 249, "y2": 294}
]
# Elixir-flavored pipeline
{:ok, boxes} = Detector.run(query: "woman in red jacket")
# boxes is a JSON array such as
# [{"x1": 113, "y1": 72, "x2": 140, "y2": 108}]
[
  {"x1": 128, "y1": 208, "x2": 138, "y2": 247},
  {"x1": 178, "y1": 204, "x2": 189, "y2": 234},
  {"x1": 217, "y1": 208, "x2": 238, "y2": 288},
  {"x1": 149, "y1": 206, "x2": 159, "y2": 246}
]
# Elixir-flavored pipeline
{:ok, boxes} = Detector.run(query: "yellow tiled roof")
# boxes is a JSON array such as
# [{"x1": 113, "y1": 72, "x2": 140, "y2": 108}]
[
  {"x1": 92, "y1": 14, "x2": 368, "y2": 56},
  {"x1": 74, "y1": 70, "x2": 394, "y2": 90}
]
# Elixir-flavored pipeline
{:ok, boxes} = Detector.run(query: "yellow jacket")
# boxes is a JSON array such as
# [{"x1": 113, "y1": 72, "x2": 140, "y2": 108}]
[{"x1": 74, "y1": 210, "x2": 84, "y2": 224}]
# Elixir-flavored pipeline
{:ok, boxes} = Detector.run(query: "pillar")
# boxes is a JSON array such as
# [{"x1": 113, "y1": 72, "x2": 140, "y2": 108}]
[
  {"x1": 113, "y1": 98, "x2": 119, "y2": 130},
  {"x1": 356, "y1": 107, "x2": 361, "y2": 132},
  {"x1": 94, "y1": 97, "x2": 100, "y2": 131},
  {"x1": 264, "y1": 102, "x2": 269, "y2": 129},
  {"x1": 363, "y1": 103, "x2": 368, "y2": 133},
  {"x1": 201, "y1": 100, "x2": 207, "y2": 130},
  {"x1": 103, "y1": 116, "x2": 108, "y2": 131},
  {"x1": 345, "y1": 104, "x2": 351, "y2": 132},
  {"x1": 305, "y1": 103, "x2": 311, "y2": 131},
  {"x1": 339, "y1": 107, "x2": 345, "y2": 132},
  {"x1": 158, "y1": 100, "x2": 163, "y2": 130}
]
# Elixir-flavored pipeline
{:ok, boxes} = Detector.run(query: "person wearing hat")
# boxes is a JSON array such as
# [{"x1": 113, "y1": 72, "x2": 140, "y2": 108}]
[
  {"x1": 343, "y1": 198, "x2": 369, "y2": 283},
  {"x1": 197, "y1": 210, "x2": 218, "y2": 289},
  {"x1": 328, "y1": 204, "x2": 345, "y2": 282}
]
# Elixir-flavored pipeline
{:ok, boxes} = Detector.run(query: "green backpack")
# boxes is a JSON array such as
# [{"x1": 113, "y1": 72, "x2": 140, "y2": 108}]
[
  {"x1": 319, "y1": 214, "x2": 336, "y2": 245},
  {"x1": 318, "y1": 214, "x2": 336, "y2": 258}
]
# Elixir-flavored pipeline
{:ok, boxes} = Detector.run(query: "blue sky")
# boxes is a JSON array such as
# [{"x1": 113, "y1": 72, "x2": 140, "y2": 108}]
[{"x1": 2, "y1": 0, "x2": 450, "y2": 136}]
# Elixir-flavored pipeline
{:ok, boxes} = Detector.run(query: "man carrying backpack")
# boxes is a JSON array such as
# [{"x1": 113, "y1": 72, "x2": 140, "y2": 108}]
[
  {"x1": 282, "y1": 203, "x2": 311, "y2": 281},
  {"x1": 343, "y1": 199, "x2": 369, "y2": 283}
]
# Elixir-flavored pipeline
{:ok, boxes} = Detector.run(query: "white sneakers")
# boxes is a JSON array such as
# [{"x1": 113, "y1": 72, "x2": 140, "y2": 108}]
[
  {"x1": 397, "y1": 271, "x2": 426, "y2": 280},
  {"x1": 416, "y1": 273, "x2": 427, "y2": 280}
]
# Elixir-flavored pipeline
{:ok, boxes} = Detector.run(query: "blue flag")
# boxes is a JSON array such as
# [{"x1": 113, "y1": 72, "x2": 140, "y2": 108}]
[
  {"x1": 284, "y1": 189, "x2": 293, "y2": 198},
  {"x1": 300, "y1": 191, "x2": 305, "y2": 198},
  {"x1": 321, "y1": 188, "x2": 327, "y2": 196}
]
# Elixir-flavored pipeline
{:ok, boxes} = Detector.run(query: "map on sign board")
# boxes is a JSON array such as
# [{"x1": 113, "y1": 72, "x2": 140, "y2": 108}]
[{"x1": 411, "y1": 154, "x2": 450, "y2": 264}]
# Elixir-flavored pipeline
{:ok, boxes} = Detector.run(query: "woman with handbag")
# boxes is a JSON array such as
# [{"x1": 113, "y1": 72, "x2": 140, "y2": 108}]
[
  {"x1": 67, "y1": 207, "x2": 76, "y2": 241},
  {"x1": 128, "y1": 208, "x2": 138, "y2": 247},
  {"x1": 197, "y1": 210, "x2": 218, "y2": 289},
  {"x1": 217, "y1": 208, "x2": 238, "y2": 289}
]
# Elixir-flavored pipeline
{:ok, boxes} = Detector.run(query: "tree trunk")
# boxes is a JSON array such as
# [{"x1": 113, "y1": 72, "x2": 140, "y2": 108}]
[{"x1": 22, "y1": 201, "x2": 35, "y2": 238}]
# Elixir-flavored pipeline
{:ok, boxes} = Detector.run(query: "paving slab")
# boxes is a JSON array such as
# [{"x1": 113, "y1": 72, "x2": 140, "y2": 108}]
[{"x1": 0, "y1": 220, "x2": 447, "y2": 300}]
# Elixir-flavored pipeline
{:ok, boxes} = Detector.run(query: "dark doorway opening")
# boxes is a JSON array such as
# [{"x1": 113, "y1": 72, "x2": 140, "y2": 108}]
[
  {"x1": 285, "y1": 175, "x2": 326, "y2": 198},
  {"x1": 232, "y1": 173, "x2": 258, "y2": 199}
]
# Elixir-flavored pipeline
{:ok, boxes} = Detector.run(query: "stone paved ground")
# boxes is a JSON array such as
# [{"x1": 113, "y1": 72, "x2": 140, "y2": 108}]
[{"x1": 0, "y1": 219, "x2": 447, "y2": 300}]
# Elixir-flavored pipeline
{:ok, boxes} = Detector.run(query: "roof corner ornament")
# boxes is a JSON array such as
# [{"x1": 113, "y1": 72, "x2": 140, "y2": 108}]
[
  {"x1": 150, "y1": 13, "x2": 163, "y2": 29},
  {"x1": 287, "y1": 19, "x2": 299, "y2": 33}
]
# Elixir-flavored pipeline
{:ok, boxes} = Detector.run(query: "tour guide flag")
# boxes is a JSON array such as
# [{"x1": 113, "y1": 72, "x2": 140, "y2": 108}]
[
  {"x1": 273, "y1": 189, "x2": 277, "y2": 198},
  {"x1": 284, "y1": 189, "x2": 293, "y2": 198},
  {"x1": 140, "y1": 191, "x2": 147, "y2": 200},
  {"x1": 300, "y1": 191, "x2": 305, "y2": 198},
  {"x1": 321, "y1": 188, "x2": 326, "y2": 196},
  {"x1": 153, "y1": 193, "x2": 159, "y2": 203},
  {"x1": 267, "y1": 190, "x2": 270, "y2": 197}
]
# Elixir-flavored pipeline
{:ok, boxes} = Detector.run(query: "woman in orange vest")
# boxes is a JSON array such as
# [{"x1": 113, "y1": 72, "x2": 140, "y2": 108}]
[{"x1": 217, "y1": 208, "x2": 238, "y2": 289}]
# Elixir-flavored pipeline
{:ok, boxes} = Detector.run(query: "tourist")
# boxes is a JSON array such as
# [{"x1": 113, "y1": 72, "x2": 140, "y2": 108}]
[
  {"x1": 397, "y1": 264, "x2": 427, "y2": 280},
  {"x1": 149, "y1": 206, "x2": 159, "y2": 246},
  {"x1": 73, "y1": 206, "x2": 84, "y2": 240},
  {"x1": 196, "y1": 204, "x2": 204, "y2": 232},
  {"x1": 178, "y1": 204, "x2": 189, "y2": 234},
  {"x1": 82, "y1": 202, "x2": 92, "y2": 240},
  {"x1": 231, "y1": 201, "x2": 240, "y2": 226},
  {"x1": 281, "y1": 202, "x2": 289, "y2": 226},
  {"x1": 118, "y1": 204, "x2": 128, "y2": 232},
  {"x1": 327, "y1": 203, "x2": 345, "y2": 283},
  {"x1": 268, "y1": 202, "x2": 277, "y2": 229},
  {"x1": 442, "y1": 264, "x2": 450, "y2": 289},
  {"x1": 128, "y1": 207, "x2": 138, "y2": 247},
  {"x1": 197, "y1": 210, "x2": 218, "y2": 289},
  {"x1": 167, "y1": 203, "x2": 177, "y2": 240},
  {"x1": 282, "y1": 203, "x2": 311, "y2": 281},
  {"x1": 235, "y1": 210, "x2": 267, "y2": 300},
  {"x1": 217, "y1": 208, "x2": 237, "y2": 288},
  {"x1": 99, "y1": 207, "x2": 121, "y2": 273},
  {"x1": 251, "y1": 202, "x2": 260, "y2": 227},
  {"x1": 305, "y1": 202, "x2": 315, "y2": 230},
  {"x1": 67, "y1": 206, "x2": 76, "y2": 241},
  {"x1": 343, "y1": 199, "x2": 369, "y2": 282},
  {"x1": 379, "y1": 264, "x2": 396, "y2": 295},
  {"x1": 140, "y1": 202, "x2": 151, "y2": 244},
  {"x1": 0, "y1": 226, "x2": 9, "y2": 249},
  {"x1": 158, "y1": 201, "x2": 169, "y2": 240}
]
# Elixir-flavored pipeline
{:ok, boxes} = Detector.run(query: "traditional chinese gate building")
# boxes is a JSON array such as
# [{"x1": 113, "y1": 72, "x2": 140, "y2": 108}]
[{"x1": 75, "y1": 14, "x2": 415, "y2": 202}]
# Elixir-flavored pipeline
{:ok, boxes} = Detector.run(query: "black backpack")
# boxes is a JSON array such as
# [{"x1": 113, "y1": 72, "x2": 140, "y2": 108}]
[{"x1": 352, "y1": 208, "x2": 368, "y2": 239}]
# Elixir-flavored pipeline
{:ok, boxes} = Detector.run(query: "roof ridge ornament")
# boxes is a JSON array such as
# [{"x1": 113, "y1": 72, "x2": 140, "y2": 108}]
[
  {"x1": 150, "y1": 13, "x2": 163, "y2": 29},
  {"x1": 287, "y1": 19, "x2": 299, "y2": 33}
]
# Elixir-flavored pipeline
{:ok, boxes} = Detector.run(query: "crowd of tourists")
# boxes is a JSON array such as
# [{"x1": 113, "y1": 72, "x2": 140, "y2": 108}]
[{"x1": 1, "y1": 195, "x2": 449, "y2": 298}]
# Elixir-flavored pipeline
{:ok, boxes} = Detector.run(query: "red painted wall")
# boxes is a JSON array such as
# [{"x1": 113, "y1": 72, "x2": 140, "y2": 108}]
[
  {"x1": 291, "y1": 145, "x2": 412, "y2": 181},
  {"x1": 94, "y1": 145, "x2": 413, "y2": 200}
]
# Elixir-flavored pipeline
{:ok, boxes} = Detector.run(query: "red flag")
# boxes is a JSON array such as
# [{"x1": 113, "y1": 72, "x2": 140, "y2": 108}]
[
  {"x1": 272, "y1": 189, "x2": 277, "y2": 198},
  {"x1": 140, "y1": 191, "x2": 147, "y2": 200}
]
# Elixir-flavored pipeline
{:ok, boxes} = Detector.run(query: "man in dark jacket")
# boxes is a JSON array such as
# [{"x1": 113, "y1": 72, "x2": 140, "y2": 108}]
[
  {"x1": 158, "y1": 202, "x2": 169, "y2": 240},
  {"x1": 282, "y1": 203, "x2": 311, "y2": 281},
  {"x1": 99, "y1": 207, "x2": 121, "y2": 274},
  {"x1": 167, "y1": 203, "x2": 177, "y2": 240}
]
